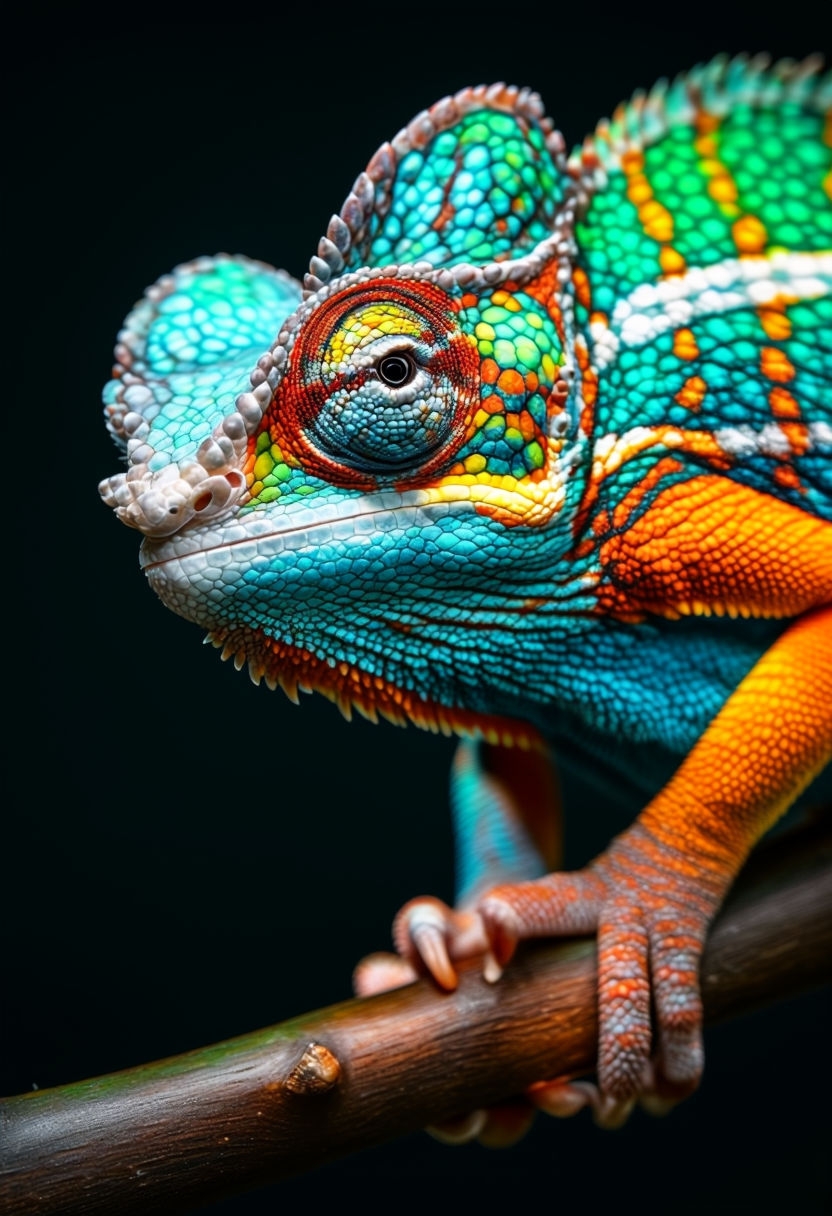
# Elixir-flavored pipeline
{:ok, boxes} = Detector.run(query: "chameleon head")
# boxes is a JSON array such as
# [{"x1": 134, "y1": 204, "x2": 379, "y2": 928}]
[
  {"x1": 99, "y1": 85, "x2": 588, "y2": 735},
  {"x1": 98, "y1": 253, "x2": 584, "y2": 735}
]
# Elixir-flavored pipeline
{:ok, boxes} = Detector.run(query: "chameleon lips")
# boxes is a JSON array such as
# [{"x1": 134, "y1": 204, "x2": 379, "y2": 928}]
[
  {"x1": 138, "y1": 491, "x2": 454, "y2": 572},
  {"x1": 139, "y1": 493, "x2": 553, "y2": 751}
]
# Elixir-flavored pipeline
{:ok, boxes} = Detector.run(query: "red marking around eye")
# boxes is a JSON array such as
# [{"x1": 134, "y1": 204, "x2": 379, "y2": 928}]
[{"x1": 260, "y1": 277, "x2": 481, "y2": 488}]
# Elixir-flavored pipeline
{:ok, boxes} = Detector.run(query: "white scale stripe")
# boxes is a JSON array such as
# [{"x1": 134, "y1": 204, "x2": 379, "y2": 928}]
[{"x1": 591, "y1": 250, "x2": 832, "y2": 369}]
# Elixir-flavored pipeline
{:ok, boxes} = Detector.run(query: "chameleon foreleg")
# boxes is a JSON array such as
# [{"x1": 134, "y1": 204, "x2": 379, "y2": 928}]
[
  {"x1": 354, "y1": 739, "x2": 560, "y2": 995},
  {"x1": 478, "y1": 606, "x2": 832, "y2": 1105},
  {"x1": 353, "y1": 739, "x2": 563, "y2": 1145}
]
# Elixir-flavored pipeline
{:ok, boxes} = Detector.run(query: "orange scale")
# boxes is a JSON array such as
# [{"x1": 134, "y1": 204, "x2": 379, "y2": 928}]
[
  {"x1": 760, "y1": 347, "x2": 796, "y2": 382},
  {"x1": 497, "y1": 368, "x2": 526, "y2": 395},
  {"x1": 779, "y1": 421, "x2": 811, "y2": 456},
  {"x1": 518, "y1": 411, "x2": 536, "y2": 441},
  {"x1": 769, "y1": 387, "x2": 801, "y2": 420},
  {"x1": 773, "y1": 465, "x2": 805, "y2": 492},
  {"x1": 481, "y1": 358, "x2": 500, "y2": 384},
  {"x1": 482, "y1": 395, "x2": 505, "y2": 415}
]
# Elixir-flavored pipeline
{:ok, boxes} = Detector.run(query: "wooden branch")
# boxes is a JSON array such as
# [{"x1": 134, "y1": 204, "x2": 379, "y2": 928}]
[{"x1": 1, "y1": 813, "x2": 830, "y2": 1216}]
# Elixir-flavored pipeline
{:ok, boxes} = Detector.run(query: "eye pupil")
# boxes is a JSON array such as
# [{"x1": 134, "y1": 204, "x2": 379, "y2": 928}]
[{"x1": 377, "y1": 352, "x2": 414, "y2": 387}]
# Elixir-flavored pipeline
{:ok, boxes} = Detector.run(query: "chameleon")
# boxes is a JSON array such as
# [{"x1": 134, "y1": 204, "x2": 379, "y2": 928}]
[{"x1": 99, "y1": 53, "x2": 832, "y2": 1134}]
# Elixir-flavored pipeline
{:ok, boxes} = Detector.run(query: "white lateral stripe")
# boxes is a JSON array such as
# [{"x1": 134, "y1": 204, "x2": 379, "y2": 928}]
[{"x1": 591, "y1": 251, "x2": 832, "y2": 368}]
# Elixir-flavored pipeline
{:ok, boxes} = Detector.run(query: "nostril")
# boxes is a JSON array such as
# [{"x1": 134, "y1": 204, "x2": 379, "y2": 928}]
[
  {"x1": 193, "y1": 492, "x2": 212, "y2": 512},
  {"x1": 225, "y1": 471, "x2": 245, "y2": 490}
]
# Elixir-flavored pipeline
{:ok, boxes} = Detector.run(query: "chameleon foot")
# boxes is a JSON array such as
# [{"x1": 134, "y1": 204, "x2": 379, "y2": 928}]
[
  {"x1": 391, "y1": 896, "x2": 498, "y2": 989},
  {"x1": 476, "y1": 835, "x2": 716, "y2": 1106},
  {"x1": 353, "y1": 942, "x2": 533, "y2": 1147},
  {"x1": 398, "y1": 822, "x2": 720, "y2": 1115}
]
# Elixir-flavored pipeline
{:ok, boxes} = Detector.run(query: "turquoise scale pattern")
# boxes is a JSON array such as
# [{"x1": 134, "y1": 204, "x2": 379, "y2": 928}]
[
  {"x1": 351, "y1": 110, "x2": 564, "y2": 273},
  {"x1": 590, "y1": 299, "x2": 832, "y2": 525},
  {"x1": 103, "y1": 257, "x2": 303, "y2": 469}
]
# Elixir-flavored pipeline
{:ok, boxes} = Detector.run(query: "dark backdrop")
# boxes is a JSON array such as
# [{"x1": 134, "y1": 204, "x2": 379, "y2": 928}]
[{"x1": 5, "y1": 10, "x2": 831, "y2": 1212}]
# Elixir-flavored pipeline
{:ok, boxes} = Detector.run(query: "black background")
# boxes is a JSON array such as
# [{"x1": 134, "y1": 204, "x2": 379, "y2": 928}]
[{"x1": 5, "y1": 9, "x2": 831, "y2": 1212}]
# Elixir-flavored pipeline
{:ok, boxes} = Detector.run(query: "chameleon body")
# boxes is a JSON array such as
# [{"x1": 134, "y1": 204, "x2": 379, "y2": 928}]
[{"x1": 100, "y1": 56, "x2": 832, "y2": 1124}]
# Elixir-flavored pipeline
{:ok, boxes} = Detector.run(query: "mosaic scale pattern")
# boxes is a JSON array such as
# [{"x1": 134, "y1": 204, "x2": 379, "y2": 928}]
[{"x1": 100, "y1": 58, "x2": 832, "y2": 1130}]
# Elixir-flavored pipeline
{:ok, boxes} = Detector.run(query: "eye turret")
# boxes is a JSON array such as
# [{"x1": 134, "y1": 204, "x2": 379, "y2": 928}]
[{"x1": 268, "y1": 278, "x2": 481, "y2": 483}]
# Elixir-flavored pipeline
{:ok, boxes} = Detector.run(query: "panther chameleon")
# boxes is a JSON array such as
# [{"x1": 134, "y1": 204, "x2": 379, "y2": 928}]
[{"x1": 99, "y1": 54, "x2": 832, "y2": 1135}]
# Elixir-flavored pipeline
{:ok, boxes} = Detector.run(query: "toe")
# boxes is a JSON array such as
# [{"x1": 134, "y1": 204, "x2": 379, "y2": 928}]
[
  {"x1": 649, "y1": 922, "x2": 706, "y2": 1092},
  {"x1": 530, "y1": 1078, "x2": 635, "y2": 1129},
  {"x1": 392, "y1": 897, "x2": 488, "y2": 990},
  {"x1": 426, "y1": 1109, "x2": 488, "y2": 1144},
  {"x1": 352, "y1": 952, "x2": 419, "y2": 997},
  {"x1": 596, "y1": 913, "x2": 652, "y2": 1101}
]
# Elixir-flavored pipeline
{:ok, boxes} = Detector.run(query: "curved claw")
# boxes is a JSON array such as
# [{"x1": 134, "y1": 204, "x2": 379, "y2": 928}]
[
  {"x1": 477, "y1": 895, "x2": 521, "y2": 979},
  {"x1": 392, "y1": 896, "x2": 489, "y2": 990},
  {"x1": 530, "y1": 1078, "x2": 635, "y2": 1129},
  {"x1": 406, "y1": 904, "x2": 459, "y2": 991},
  {"x1": 426, "y1": 1109, "x2": 488, "y2": 1145}
]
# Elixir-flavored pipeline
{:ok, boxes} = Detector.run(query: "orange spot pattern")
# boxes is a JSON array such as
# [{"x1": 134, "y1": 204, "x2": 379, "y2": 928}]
[
  {"x1": 675, "y1": 375, "x2": 707, "y2": 411},
  {"x1": 757, "y1": 297, "x2": 794, "y2": 340},
  {"x1": 694, "y1": 110, "x2": 740, "y2": 217},
  {"x1": 621, "y1": 148, "x2": 686, "y2": 275},
  {"x1": 672, "y1": 328, "x2": 700, "y2": 360},
  {"x1": 760, "y1": 346, "x2": 796, "y2": 382}
]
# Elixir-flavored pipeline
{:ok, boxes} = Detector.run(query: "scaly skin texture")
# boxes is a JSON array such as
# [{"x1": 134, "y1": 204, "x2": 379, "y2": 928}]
[{"x1": 100, "y1": 56, "x2": 832, "y2": 1132}]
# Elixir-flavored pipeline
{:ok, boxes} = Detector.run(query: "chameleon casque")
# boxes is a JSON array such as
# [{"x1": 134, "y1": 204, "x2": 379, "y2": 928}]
[{"x1": 99, "y1": 54, "x2": 832, "y2": 1133}]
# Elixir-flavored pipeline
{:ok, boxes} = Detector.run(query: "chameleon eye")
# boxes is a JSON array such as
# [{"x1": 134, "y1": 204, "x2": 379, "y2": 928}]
[
  {"x1": 376, "y1": 351, "x2": 416, "y2": 388},
  {"x1": 273, "y1": 278, "x2": 481, "y2": 483}
]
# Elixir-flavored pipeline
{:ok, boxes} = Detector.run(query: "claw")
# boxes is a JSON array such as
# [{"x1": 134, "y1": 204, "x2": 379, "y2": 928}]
[
  {"x1": 482, "y1": 949, "x2": 503, "y2": 984},
  {"x1": 478, "y1": 895, "x2": 521, "y2": 970},
  {"x1": 410, "y1": 917, "x2": 459, "y2": 990},
  {"x1": 394, "y1": 899, "x2": 459, "y2": 990},
  {"x1": 426, "y1": 1109, "x2": 487, "y2": 1144},
  {"x1": 528, "y1": 1078, "x2": 592, "y2": 1118},
  {"x1": 529, "y1": 1079, "x2": 633, "y2": 1128}
]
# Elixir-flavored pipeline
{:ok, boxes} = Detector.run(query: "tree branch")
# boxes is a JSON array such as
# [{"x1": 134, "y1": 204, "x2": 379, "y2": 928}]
[{"x1": 1, "y1": 813, "x2": 830, "y2": 1216}]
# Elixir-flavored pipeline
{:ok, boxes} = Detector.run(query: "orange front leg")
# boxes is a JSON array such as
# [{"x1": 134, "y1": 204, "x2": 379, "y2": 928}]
[
  {"x1": 480, "y1": 605, "x2": 832, "y2": 1111},
  {"x1": 402, "y1": 483, "x2": 832, "y2": 1123}
]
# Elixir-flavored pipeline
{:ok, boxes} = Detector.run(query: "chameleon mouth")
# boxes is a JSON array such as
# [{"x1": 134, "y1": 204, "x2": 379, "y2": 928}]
[{"x1": 138, "y1": 495, "x2": 441, "y2": 572}]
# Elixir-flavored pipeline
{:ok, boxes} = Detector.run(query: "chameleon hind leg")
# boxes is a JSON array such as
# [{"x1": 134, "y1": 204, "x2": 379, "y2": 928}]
[{"x1": 353, "y1": 737, "x2": 563, "y2": 1144}]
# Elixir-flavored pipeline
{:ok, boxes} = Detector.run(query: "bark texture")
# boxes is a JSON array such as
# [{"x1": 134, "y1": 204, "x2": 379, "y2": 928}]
[{"x1": 1, "y1": 814, "x2": 830, "y2": 1215}]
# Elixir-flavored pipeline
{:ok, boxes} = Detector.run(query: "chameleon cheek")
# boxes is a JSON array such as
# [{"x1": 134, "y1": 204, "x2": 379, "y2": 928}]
[{"x1": 261, "y1": 279, "x2": 481, "y2": 485}]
